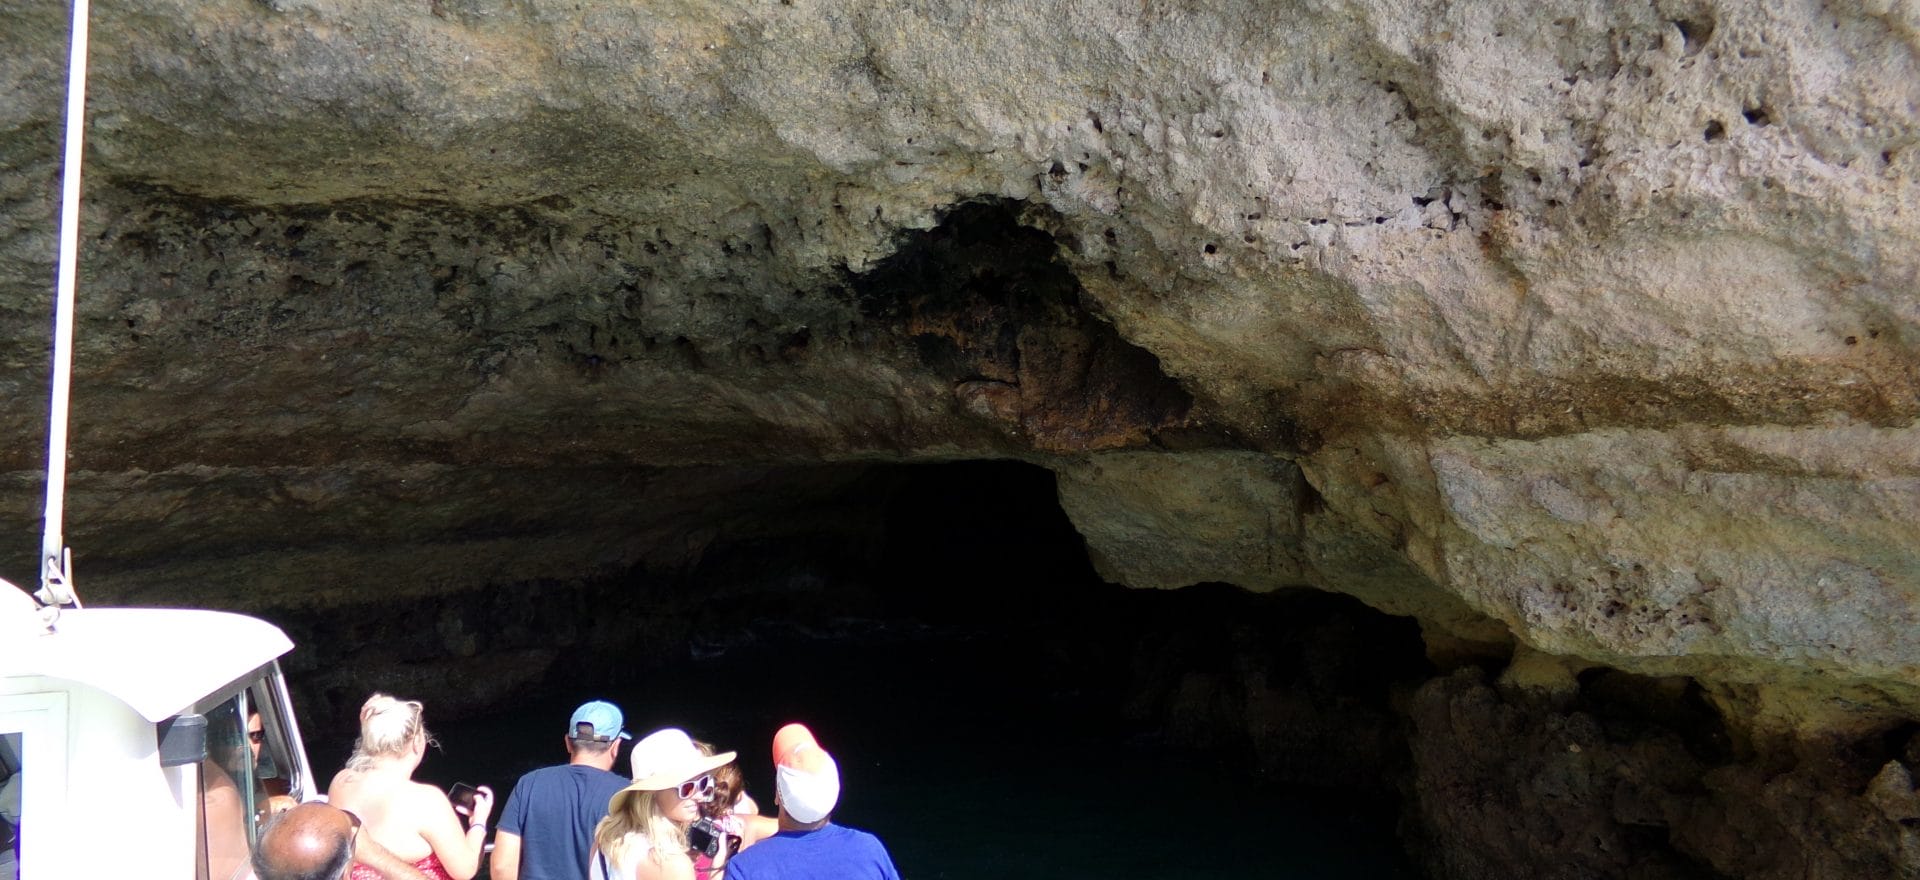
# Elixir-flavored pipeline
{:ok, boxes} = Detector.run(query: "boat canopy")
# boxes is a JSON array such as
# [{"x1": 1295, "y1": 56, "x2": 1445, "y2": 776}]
[{"x1": 0, "y1": 606, "x2": 293, "y2": 721}]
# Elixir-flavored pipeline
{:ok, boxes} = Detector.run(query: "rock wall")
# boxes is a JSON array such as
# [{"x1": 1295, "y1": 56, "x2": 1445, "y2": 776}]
[
  {"x1": 1407, "y1": 667, "x2": 1920, "y2": 880},
  {"x1": 3, "y1": 1, "x2": 1919, "y2": 875}
]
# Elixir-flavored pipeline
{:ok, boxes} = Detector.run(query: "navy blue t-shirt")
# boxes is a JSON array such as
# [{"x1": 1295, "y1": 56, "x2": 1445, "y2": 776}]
[
  {"x1": 497, "y1": 763, "x2": 631, "y2": 880},
  {"x1": 725, "y1": 823, "x2": 901, "y2": 880}
]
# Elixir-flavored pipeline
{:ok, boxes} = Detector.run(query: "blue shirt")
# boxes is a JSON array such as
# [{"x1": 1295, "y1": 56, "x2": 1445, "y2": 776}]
[
  {"x1": 497, "y1": 763, "x2": 631, "y2": 880},
  {"x1": 725, "y1": 823, "x2": 901, "y2": 880}
]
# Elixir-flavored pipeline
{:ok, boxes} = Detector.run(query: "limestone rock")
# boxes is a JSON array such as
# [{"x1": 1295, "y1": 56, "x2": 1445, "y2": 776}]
[
  {"x1": 1055, "y1": 450, "x2": 1309, "y2": 590},
  {"x1": 0, "y1": 0, "x2": 1915, "y2": 741}
]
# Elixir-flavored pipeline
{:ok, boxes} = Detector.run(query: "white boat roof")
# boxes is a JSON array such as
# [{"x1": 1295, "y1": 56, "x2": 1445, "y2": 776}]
[{"x1": 0, "y1": 606, "x2": 293, "y2": 722}]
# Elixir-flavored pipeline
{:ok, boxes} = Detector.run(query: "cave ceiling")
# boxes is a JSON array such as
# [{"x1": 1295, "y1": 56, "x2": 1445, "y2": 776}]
[{"x1": 2, "y1": 0, "x2": 1918, "y2": 735}]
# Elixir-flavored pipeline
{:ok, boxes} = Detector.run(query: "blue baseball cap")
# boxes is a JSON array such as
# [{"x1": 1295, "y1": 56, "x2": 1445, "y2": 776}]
[{"x1": 569, "y1": 700, "x2": 631, "y2": 742}]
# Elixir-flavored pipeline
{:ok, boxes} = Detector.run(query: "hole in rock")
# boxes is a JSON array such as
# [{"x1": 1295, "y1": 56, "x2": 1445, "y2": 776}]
[
  {"x1": 295, "y1": 461, "x2": 1422, "y2": 877},
  {"x1": 1673, "y1": 17, "x2": 1714, "y2": 56}
]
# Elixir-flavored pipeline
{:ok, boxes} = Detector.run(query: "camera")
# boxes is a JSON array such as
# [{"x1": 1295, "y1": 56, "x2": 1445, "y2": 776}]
[{"x1": 686, "y1": 818, "x2": 723, "y2": 858}]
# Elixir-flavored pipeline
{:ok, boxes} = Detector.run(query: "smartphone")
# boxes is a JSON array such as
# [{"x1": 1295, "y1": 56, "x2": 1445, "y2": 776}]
[{"x1": 448, "y1": 782, "x2": 479, "y2": 816}]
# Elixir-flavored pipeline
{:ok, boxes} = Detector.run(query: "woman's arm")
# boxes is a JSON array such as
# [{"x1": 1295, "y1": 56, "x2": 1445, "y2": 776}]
[
  {"x1": 414, "y1": 782, "x2": 493, "y2": 880},
  {"x1": 738, "y1": 815, "x2": 780, "y2": 851},
  {"x1": 201, "y1": 761, "x2": 250, "y2": 880}
]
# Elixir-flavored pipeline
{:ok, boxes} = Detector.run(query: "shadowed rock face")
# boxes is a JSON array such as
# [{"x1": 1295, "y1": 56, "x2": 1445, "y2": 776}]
[
  {"x1": 2, "y1": 1, "x2": 1919, "y2": 873},
  {"x1": 1406, "y1": 668, "x2": 1920, "y2": 880}
]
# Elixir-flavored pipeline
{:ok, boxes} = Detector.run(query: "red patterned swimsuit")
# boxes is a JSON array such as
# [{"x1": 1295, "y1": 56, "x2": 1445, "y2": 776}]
[{"x1": 351, "y1": 852, "x2": 454, "y2": 880}]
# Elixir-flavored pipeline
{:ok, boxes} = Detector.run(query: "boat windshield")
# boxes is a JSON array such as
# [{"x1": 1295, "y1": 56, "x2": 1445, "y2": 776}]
[{"x1": 195, "y1": 680, "x2": 306, "y2": 880}]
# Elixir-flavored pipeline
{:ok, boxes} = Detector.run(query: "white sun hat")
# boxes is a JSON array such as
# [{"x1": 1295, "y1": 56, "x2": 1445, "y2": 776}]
[{"x1": 608, "y1": 727, "x2": 738, "y2": 816}]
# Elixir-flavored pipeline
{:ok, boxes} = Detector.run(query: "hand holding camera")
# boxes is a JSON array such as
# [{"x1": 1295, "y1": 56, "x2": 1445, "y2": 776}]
[{"x1": 685, "y1": 818, "x2": 742, "y2": 860}]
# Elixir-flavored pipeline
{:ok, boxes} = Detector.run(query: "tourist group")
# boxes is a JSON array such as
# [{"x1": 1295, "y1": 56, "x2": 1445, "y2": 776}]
[{"x1": 249, "y1": 695, "x2": 900, "y2": 880}]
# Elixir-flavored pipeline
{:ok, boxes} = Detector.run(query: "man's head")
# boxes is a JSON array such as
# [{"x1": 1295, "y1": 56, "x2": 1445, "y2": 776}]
[
  {"x1": 251, "y1": 803, "x2": 357, "y2": 880},
  {"x1": 564, "y1": 700, "x2": 631, "y2": 767},
  {"x1": 771, "y1": 723, "x2": 839, "y2": 828},
  {"x1": 247, "y1": 711, "x2": 266, "y2": 764}
]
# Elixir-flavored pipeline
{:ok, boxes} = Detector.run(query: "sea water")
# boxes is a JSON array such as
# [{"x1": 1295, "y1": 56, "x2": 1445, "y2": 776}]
[{"x1": 392, "y1": 633, "x2": 1418, "y2": 880}]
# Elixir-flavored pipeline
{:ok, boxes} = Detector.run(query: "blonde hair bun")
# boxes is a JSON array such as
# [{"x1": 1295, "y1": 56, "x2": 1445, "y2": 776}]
[{"x1": 346, "y1": 692, "x2": 429, "y2": 770}]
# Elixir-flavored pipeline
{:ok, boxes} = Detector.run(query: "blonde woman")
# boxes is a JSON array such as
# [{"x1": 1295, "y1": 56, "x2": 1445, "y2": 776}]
[
  {"x1": 327, "y1": 694, "x2": 494, "y2": 880},
  {"x1": 590, "y1": 729, "x2": 736, "y2": 880}
]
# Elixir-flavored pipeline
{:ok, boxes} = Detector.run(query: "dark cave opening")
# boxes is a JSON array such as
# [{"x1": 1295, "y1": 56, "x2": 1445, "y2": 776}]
[{"x1": 291, "y1": 459, "x2": 1427, "y2": 878}]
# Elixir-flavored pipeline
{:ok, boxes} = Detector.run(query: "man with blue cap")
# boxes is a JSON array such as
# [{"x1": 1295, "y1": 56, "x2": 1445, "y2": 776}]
[{"x1": 490, "y1": 700, "x2": 634, "y2": 880}]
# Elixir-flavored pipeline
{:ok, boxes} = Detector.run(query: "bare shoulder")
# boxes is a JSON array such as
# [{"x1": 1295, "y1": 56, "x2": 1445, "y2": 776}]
[{"x1": 324, "y1": 768, "x2": 355, "y2": 800}]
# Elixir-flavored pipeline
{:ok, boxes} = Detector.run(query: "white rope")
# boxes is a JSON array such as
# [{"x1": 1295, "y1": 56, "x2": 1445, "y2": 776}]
[{"x1": 40, "y1": 0, "x2": 91, "y2": 608}]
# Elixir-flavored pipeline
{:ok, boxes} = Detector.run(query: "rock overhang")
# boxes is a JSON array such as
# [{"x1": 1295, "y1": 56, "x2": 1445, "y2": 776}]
[{"x1": 0, "y1": 0, "x2": 1916, "y2": 738}]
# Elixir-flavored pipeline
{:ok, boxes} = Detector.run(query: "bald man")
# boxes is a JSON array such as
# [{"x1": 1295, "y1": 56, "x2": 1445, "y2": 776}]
[{"x1": 251, "y1": 802, "x2": 433, "y2": 880}]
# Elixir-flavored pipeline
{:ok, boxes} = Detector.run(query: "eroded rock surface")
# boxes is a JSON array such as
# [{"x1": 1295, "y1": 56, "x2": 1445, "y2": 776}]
[
  {"x1": 1409, "y1": 668, "x2": 1920, "y2": 880},
  {"x1": 2, "y1": 1, "x2": 1919, "y2": 875}
]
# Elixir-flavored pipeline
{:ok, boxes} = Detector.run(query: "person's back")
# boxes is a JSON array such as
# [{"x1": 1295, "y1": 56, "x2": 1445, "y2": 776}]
[
  {"x1": 497, "y1": 763, "x2": 629, "y2": 879},
  {"x1": 725, "y1": 824, "x2": 899, "y2": 880},
  {"x1": 329, "y1": 770, "x2": 440, "y2": 862},
  {"x1": 326, "y1": 694, "x2": 492, "y2": 880},
  {"x1": 723, "y1": 724, "x2": 900, "y2": 880},
  {"x1": 491, "y1": 700, "x2": 633, "y2": 880},
  {"x1": 253, "y1": 802, "x2": 441, "y2": 880}
]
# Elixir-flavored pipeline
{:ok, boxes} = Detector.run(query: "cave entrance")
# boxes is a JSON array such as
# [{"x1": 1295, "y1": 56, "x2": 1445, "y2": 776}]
[{"x1": 391, "y1": 459, "x2": 1424, "y2": 879}]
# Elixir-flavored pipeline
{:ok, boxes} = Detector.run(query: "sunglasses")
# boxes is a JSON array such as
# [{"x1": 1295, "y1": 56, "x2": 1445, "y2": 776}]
[
  {"x1": 675, "y1": 775, "x2": 716, "y2": 800},
  {"x1": 248, "y1": 730, "x2": 265, "y2": 745}
]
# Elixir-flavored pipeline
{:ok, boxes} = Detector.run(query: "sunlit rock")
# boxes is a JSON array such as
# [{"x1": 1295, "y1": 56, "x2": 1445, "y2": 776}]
[{"x1": 1, "y1": 1, "x2": 1918, "y2": 872}]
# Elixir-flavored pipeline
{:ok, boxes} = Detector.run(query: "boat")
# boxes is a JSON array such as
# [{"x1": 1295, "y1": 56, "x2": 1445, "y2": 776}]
[
  {"x1": 0, "y1": 589, "x2": 321, "y2": 879},
  {"x1": 0, "y1": 1, "x2": 323, "y2": 876}
]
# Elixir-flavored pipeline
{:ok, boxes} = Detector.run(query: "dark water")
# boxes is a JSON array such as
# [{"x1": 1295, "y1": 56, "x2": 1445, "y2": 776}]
[
  {"x1": 302, "y1": 460, "x2": 1421, "y2": 878},
  {"x1": 376, "y1": 631, "x2": 1417, "y2": 880}
]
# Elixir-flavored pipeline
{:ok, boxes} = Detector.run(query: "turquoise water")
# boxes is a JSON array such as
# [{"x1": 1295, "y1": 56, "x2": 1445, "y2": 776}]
[{"x1": 394, "y1": 634, "x2": 1418, "y2": 880}]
